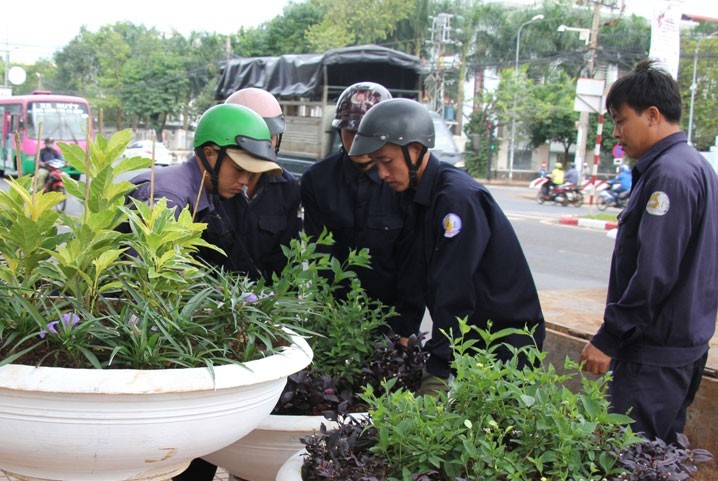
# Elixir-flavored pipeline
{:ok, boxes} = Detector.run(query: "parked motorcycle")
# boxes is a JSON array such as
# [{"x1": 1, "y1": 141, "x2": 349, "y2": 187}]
[
  {"x1": 597, "y1": 183, "x2": 630, "y2": 211},
  {"x1": 536, "y1": 179, "x2": 584, "y2": 207}
]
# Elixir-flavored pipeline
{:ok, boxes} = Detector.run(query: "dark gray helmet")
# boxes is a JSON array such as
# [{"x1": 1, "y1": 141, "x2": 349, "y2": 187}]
[
  {"x1": 348, "y1": 98, "x2": 435, "y2": 157},
  {"x1": 332, "y1": 82, "x2": 392, "y2": 131}
]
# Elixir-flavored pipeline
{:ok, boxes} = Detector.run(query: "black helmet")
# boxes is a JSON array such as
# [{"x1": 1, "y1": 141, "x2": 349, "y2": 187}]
[
  {"x1": 332, "y1": 82, "x2": 392, "y2": 131},
  {"x1": 348, "y1": 98, "x2": 435, "y2": 157}
]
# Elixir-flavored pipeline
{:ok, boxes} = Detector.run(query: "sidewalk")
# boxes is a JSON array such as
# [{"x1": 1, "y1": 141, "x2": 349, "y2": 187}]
[{"x1": 539, "y1": 287, "x2": 718, "y2": 377}]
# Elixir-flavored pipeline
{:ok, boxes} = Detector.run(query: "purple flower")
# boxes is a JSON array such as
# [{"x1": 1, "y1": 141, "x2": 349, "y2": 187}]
[
  {"x1": 245, "y1": 293, "x2": 259, "y2": 304},
  {"x1": 39, "y1": 313, "x2": 80, "y2": 339}
]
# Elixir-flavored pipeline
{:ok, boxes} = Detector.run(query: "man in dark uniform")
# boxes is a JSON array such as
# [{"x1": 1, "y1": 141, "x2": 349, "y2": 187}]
[
  {"x1": 221, "y1": 88, "x2": 301, "y2": 280},
  {"x1": 580, "y1": 60, "x2": 718, "y2": 444},
  {"x1": 128, "y1": 103, "x2": 283, "y2": 271},
  {"x1": 349, "y1": 98, "x2": 545, "y2": 392},
  {"x1": 129, "y1": 103, "x2": 283, "y2": 481},
  {"x1": 301, "y1": 82, "x2": 422, "y2": 336}
]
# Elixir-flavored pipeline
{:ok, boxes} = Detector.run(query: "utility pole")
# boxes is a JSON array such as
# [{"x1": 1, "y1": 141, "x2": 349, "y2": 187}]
[
  {"x1": 571, "y1": 0, "x2": 624, "y2": 182},
  {"x1": 573, "y1": 1, "x2": 602, "y2": 180},
  {"x1": 426, "y1": 13, "x2": 455, "y2": 118}
]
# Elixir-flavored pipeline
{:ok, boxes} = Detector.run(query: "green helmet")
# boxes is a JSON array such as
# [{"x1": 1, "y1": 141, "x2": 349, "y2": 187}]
[{"x1": 193, "y1": 103, "x2": 276, "y2": 162}]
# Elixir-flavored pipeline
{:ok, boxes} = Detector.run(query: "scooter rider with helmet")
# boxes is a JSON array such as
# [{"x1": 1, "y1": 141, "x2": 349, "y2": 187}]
[
  {"x1": 222, "y1": 87, "x2": 302, "y2": 280},
  {"x1": 128, "y1": 103, "x2": 282, "y2": 270},
  {"x1": 542, "y1": 161, "x2": 565, "y2": 198},
  {"x1": 610, "y1": 163, "x2": 632, "y2": 196},
  {"x1": 348, "y1": 98, "x2": 545, "y2": 395},
  {"x1": 301, "y1": 82, "x2": 423, "y2": 336}
]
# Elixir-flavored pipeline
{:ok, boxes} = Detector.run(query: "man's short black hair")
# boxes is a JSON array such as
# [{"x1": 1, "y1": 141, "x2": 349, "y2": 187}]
[{"x1": 605, "y1": 59, "x2": 682, "y2": 123}]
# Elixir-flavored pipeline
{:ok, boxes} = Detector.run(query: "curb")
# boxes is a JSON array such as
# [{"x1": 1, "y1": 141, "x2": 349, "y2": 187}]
[{"x1": 559, "y1": 216, "x2": 618, "y2": 230}]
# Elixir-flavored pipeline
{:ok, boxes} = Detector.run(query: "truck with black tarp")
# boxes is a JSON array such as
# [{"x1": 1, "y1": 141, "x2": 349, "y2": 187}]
[{"x1": 214, "y1": 44, "x2": 458, "y2": 176}]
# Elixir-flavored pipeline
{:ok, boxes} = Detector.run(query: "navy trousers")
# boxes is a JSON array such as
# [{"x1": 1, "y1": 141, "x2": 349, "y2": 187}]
[{"x1": 608, "y1": 351, "x2": 708, "y2": 444}]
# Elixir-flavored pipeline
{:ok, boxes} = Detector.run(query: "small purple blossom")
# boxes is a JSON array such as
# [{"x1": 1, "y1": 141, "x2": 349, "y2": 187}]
[
  {"x1": 245, "y1": 293, "x2": 259, "y2": 304},
  {"x1": 39, "y1": 313, "x2": 80, "y2": 339}
]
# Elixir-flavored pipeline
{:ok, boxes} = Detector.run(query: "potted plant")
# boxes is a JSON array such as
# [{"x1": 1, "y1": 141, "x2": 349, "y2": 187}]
[
  {"x1": 0, "y1": 130, "x2": 313, "y2": 481},
  {"x1": 203, "y1": 232, "x2": 426, "y2": 481},
  {"x1": 288, "y1": 320, "x2": 714, "y2": 481}
]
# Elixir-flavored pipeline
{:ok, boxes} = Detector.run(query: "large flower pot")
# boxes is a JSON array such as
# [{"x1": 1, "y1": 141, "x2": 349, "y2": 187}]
[
  {"x1": 0, "y1": 333, "x2": 312, "y2": 481},
  {"x1": 203, "y1": 413, "x2": 334, "y2": 481},
  {"x1": 206, "y1": 412, "x2": 369, "y2": 481},
  {"x1": 275, "y1": 448, "x2": 306, "y2": 481}
]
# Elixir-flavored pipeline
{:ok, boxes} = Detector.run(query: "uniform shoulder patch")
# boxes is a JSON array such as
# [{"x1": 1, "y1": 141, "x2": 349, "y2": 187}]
[
  {"x1": 442, "y1": 213, "x2": 462, "y2": 238},
  {"x1": 646, "y1": 191, "x2": 670, "y2": 216}
]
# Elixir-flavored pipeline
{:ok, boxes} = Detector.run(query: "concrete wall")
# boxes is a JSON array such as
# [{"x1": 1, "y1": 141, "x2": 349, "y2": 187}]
[{"x1": 544, "y1": 327, "x2": 717, "y2": 454}]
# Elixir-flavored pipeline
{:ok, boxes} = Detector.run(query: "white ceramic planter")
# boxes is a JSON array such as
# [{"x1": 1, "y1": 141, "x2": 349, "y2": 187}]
[
  {"x1": 0, "y1": 332, "x2": 312, "y2": 481},
  {"x1": 206, "y1": 412, "x2": 369, "y2": 481},
  {"x1": 275, "y1": 448, "x2": 306, "y2": 481},
  {"x1": 203, "y1": 413, "x2": 334, "y2": 481}
]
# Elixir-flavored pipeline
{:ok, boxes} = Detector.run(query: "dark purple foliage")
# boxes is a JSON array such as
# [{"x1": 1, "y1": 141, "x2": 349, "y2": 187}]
[
  {"x1": 612, "y1": 432, "x2": 713, "y2": 481},
  {"x1": 273, "y1": 332, "x2": 426, "y2": 416}
]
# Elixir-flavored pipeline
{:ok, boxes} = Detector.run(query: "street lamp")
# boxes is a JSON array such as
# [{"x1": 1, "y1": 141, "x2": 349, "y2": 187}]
[
  {"x1": 508, "y1": 13, "x2": 544, "y2": 181},
  {"x1": 557, "y1": 24, "x2": 591, "y2": 45},
  {"x1": 687, "y1": 32, "x2": 717, "y2": 145}
]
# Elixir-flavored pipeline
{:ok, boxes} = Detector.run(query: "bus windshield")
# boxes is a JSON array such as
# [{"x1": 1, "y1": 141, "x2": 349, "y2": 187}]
[{"x1": 26, "y1": 101, "x2": 90, "y2": 142}]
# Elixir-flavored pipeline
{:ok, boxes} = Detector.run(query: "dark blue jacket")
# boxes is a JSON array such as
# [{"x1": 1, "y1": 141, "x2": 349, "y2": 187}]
[
  {"x1": 128, "y1": 159, "x2": 228, "y2": 265},
  {"x1": 219, "y1": 169, "x2": 301, "y2": 280},
  {"x1": 40, "y1": 147, "x2": 61, "y2": 162},
  {"x1": 129, "y1": 158, "x2": 300, "y2": 278},
  {"x1": 301, "y1": 151, "x2": 422, "y2": 335},
  {"x1": 403, "y1": 156, "x2": 545, "y2": 378},
  {"x1": 591, "y1": 131, "x2": 718, "y2": 366}
]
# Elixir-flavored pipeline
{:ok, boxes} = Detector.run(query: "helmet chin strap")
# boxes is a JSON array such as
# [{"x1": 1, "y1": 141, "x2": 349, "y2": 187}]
[
  {"x1": 197, "y1": 147, "x2": 227, "y2": 200},
  {"x1": 402, "y1": 144, "x2": 428, "y2": 190}
]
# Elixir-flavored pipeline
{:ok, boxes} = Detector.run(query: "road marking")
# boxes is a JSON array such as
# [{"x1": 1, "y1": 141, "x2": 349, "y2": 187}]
[{"x1": 505, "y1": 211, "x2": 554, "y2": 222}]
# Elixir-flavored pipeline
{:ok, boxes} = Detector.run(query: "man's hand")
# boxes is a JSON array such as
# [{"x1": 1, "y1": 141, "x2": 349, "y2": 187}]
[{"x1": 579, "y1": 342, "x2": 611, "y2": 375}]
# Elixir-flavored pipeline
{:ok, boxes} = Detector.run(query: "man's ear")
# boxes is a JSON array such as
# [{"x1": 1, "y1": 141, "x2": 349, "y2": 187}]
[
  {"x1": 645, "y1": 105, "x2": 662, "y2": 125},
  {"x1": 201, "y1": 146, "x2": 218, "y2": 167}
]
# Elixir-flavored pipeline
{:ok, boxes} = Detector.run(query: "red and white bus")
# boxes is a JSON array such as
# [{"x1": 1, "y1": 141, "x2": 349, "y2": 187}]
[{"x1": 0, "y1": 91, "x2": 93, "y2": 178}]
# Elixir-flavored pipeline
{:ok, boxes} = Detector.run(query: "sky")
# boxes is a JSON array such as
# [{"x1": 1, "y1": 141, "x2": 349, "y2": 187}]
[
  {"x1": 2, "y1": 0, "x2": 294, "y2": 63},
  {"x1": 3, "y1": 0, "x2": 718, "y2": 65}
]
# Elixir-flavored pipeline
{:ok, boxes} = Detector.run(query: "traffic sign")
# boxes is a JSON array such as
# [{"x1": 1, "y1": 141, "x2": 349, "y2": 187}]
[{"x1": 612, "y1": 144, "x2": 625, "y2": 159}]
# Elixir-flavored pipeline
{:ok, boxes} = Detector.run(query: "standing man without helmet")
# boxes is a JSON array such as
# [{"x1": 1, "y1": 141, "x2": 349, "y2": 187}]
[
  {"x1": 349, "y1": 98, "x2": 545, "y2": 394},
  {"x1": 128, "y1": 103, "x2": 283, "y2": 273},
  {"x1": 221, "y1": 87, "x2": 302, "y2": 280},
  {"x1": 301, "y1": 82, "x2": 422, "y2": 336},
  {"x1": 580, "y1": 60, "x2": 718, "y2": 444}
]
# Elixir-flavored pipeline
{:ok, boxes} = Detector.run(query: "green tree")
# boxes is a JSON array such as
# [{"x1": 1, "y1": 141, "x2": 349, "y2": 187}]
[
  {"x1": 679, "y1": 34, "x2": 718, "y2": 151},
  {"x1": 305, "y1": 0, "x2": 414, "y2": 51},
  {"x1": 527, "y1": 70, "x2": 578, "y2": 162},
  {"x1": 232, "y1": 1, "x2": 324, "y2": 56}
]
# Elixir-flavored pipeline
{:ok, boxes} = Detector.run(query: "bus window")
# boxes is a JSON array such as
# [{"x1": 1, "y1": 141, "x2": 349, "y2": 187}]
[{"x1": 27, "y1": 101, "x2": 89, "y2": 142}]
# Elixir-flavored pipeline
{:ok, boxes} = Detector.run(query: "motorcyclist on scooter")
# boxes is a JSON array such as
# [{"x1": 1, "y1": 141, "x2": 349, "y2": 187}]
[
  {"x1": 608, "y1": 163, "x2": 632, "y2": 197},
  {"x1": 542, "y1": 162, "x2": 564, "y2": 197},
  {"x1": 36, "y1": 138, "x2": 64, "y2": 191},
  {"x1": 564, "y1": 163, "x2": 579, "y2": 185}
]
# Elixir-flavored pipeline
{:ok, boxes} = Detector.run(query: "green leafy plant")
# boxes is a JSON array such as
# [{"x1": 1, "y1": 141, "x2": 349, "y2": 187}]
[
  {"x1": 300, "y1": 319, "x2": 708, "y2": 481},
  {"x1": 268, "y1": 230, "x2": 426, "y2": 416},
  {"x1": 0, "y1": 129, "x2": 306, "y2": 369}
]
